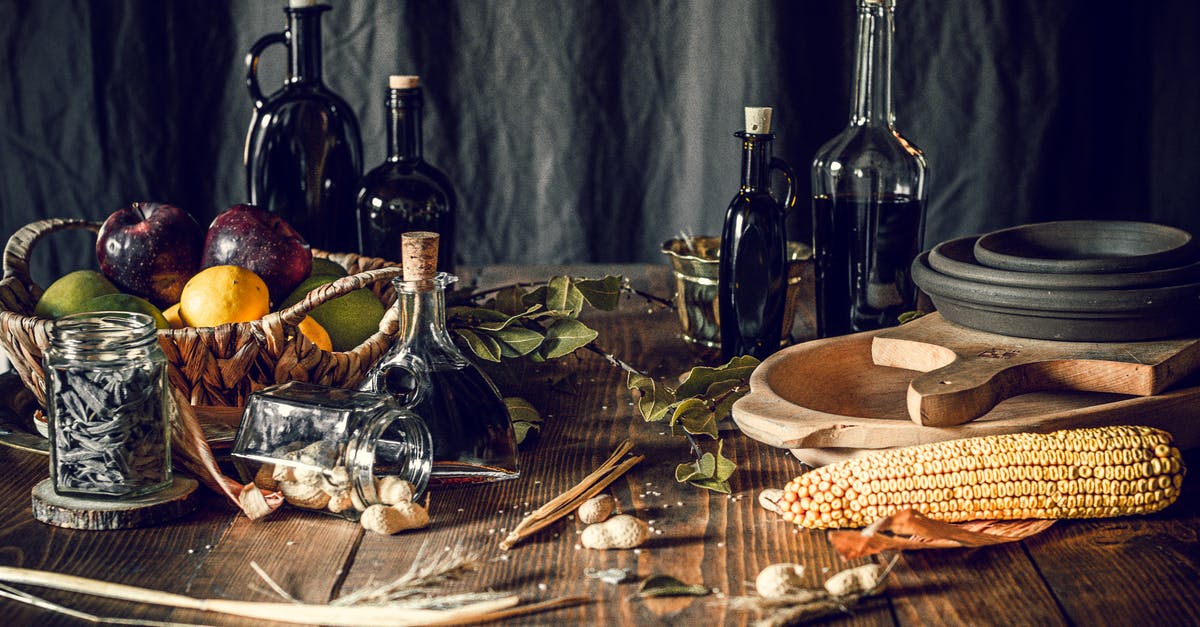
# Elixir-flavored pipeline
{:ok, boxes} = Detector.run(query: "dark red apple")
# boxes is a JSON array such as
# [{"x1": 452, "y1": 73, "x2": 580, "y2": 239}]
[
  {"x1": 96, "y1": 202, "x2": 205, "y2": 307},
  {"x1": 202, "y1": 204, "x2": 312, "y2": 303}
]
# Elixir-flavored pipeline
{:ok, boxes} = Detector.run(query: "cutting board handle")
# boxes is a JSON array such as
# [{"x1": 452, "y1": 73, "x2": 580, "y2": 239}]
[{"x1": 872, "y1": 313, "x2": 1200, "y2": 427}]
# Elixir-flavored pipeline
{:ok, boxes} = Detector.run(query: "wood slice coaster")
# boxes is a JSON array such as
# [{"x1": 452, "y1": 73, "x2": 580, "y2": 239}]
[{"x1": 32, "y1": 477, "x2": 200, "y2": 530}]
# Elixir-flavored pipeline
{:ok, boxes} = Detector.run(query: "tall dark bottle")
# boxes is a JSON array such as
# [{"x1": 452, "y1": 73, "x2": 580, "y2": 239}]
[
  {"x1": 244, "y1": 0, "x2": 362, "y2": 253},
  {"x1": 719, "y1": 107, "x2": 797, "y2": 361},
  {"x1": 356, "y1": 76, "x2": 456, "y2": 271},
  {"x1": 812, "y1": 0, "x2": 927, "y2": 338}
]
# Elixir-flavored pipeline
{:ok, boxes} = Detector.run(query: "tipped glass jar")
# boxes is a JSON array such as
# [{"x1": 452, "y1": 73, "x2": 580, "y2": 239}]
[
  {"x1": 811, "y1": 0, "x2": 928, "y2": 337},
  {"x1": 45, "y1": 312, "x2": 172, "y2": 498},
  {"x1": 231, "y1": 381, "x2": 432, "y2": 519}
]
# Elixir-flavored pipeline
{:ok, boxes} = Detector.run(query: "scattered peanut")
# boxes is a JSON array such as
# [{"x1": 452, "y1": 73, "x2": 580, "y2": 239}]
[
  {"x1": 581, "y1": 514, "x2": 650, "y2": 550},
  {"x1": 758, "y1": 488, "x2": 785, "y2": 515},
  {"x1": 577, "y1": 494, "x2": 616, "y2": 524},
  {"x1": 272, "y1": 464, "x2": 296, "y2": 484},
  {"x1": 360, "y1": 501, "x2": 430, "y2": 535},
  {"x1": 824, "y1": 563, "x2": 884, "y2": 598},
  {"x1": 376, "y1": 476, "x2": 415, "y2": 505},
  {"x1": 279, "y1": 480, "x2": 331, "y2": 510},
  {"x1": 254, "y1": 464, "x2": 279, "y2": 492},
  {"x1": 755, "y1": 563, "x2": 806, "y2": 598},
  {"x1": 327, "y1": 490, "x2": 355, "y2": 514}
]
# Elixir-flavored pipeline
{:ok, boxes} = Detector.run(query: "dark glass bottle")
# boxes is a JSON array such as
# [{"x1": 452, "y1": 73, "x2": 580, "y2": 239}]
[
  {"x1": 244, "y1": 1, "x2": 362, "y2": 253},
  {"x1": 719, "y1": 107, "x2": 797, "y2": 362},
  {"x1": 360, "y1": 233, "x2": 518, "y2": 485},
  {"x1": 356, "y1": 76, "x2": 457, "y2": 271},
  {"x1": 812, "y1": 0, "x2": 928, "y2": 338}
]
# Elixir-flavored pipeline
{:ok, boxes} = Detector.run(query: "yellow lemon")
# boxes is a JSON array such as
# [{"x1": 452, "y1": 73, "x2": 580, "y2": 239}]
[
  {"x1": 162, "y1": 303, "x2": 185, "y2": 329},
  {"x1": 297, "y1": 315, "x2": 333, "y2": 351},
  {"x1": 179, "y1": 265, "x2": 270, "y2": 327}
]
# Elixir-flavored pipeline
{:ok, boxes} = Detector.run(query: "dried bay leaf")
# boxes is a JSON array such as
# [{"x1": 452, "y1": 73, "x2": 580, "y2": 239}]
[
  {"x1": 574, "y1": 275, "x2": 622, "y2": 311},
  {"x1": 541, "y1": 318, "x2": 598, "y2": 359},
  {"x1": 627, "y1": 373, "x2": 675, "y2": 422},
  {"x1": 829, "y1": 509, "x2": 1056, "y2": 560},
  {"x1": 454, "y1": 329, "x2": 502, "y2": 363},
  {"x1": 637, "y1": 575, "x2": 709, "y2": 598}
]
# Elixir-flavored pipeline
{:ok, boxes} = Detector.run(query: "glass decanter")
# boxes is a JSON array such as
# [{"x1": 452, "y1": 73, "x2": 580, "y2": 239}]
[
  {"x1": 811, "y1": 0, "x2": 928, "y2": 337},
  {"x1": 360, "y1": 232, "x2": 519, "y2": 485}
]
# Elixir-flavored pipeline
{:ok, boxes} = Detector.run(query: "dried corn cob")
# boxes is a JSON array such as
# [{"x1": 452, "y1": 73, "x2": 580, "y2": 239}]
[{"x1": 779, "y1": 425, "x2": 1185, "y2": 529}]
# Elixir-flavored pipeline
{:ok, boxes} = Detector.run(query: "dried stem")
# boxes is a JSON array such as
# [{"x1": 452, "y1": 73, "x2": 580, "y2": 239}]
[
  {"x1": 0, "y1": 582, "x2": 194, "y2": 626},
  {"x1": 0, "y1": 565, "x2": 524, "y2": 627},
  {"x1": 500, "y1": 440, "x2": 644, "y2": 550},
  {"x1": 331, "y1": 543, "x2": 479, "y2": 606}
]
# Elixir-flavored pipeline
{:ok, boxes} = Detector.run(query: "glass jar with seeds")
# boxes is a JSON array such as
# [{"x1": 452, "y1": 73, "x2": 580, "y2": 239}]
[
  {"x1": 45, "y1": 312, "x2": 172, "y2": 498},
  {"x1": 231, "y1": 381, "x2": 432, "y2": 520}
]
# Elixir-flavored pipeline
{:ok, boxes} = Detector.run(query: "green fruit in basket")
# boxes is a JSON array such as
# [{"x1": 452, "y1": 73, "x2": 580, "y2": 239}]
[
  {"x1": 34, "y1": 270, "x2": 120, "y2": 319},
  {"x1": 310, "y1": 257, "x2": 349, "y2": 278},
  {"x1": 279, "y1": 275, "x2": 386, "y2": 352},
  {"x1": 79, "y1": 293, "x2": 170, "y2": 329}
]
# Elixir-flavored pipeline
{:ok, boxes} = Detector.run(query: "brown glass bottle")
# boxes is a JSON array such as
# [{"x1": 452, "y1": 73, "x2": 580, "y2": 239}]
[
  {"x1": 244, "y1": 2, "x2": 362, "y2": 253},
  {"x1": 811, "y1": 0, "x2": 928, "y2": 337},
  {"x1": 356, "y1": 76, "x2": 456, "y2": 271}
]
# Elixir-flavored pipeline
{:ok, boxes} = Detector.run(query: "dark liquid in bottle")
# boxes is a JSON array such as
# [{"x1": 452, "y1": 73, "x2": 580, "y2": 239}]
[
  {"x1": 813, "y1": 193, "x2": 922, "y2": 336},
  {"x1": 248, "y1": 99, "x2": 360, "y2": 253},
  {"x1": 381, "y1": 365, "x2": 518, "y2": 484},
  {"x1": 357, "y1": 164, "x2": 455, "y2": 271},
  {"x1": 719, "y1": 193, "x2": 787, "y2": 360}
]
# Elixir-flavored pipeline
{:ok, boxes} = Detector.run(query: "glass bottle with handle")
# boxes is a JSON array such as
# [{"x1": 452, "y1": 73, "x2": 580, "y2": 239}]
[
  {"x1": 357, "y1": 76, "x2": 457, "y2": 271},
  {"x1": 811, "y1": 0, "x2": 928, "y2": 338},
  {"x1": 719, "y1": 106, "x2": 797, "y2": 361},
  {"x1": 244, "y1": 0, "x2": 362, "y2": 254}
]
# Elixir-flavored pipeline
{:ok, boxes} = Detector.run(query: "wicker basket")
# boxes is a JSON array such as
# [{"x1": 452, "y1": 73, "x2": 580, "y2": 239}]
[{"x1": 0, "y1": 218, "x2": 406, "y2": 409}]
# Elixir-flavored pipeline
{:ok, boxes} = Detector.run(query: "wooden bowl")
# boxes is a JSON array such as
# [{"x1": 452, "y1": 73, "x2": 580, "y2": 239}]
[
  {"x1": 930, "y1": 235, "x2": 1200, "y2": 290},
  {"x1": 973, "y1": 220, "x2": 1197, "y2": 274},
  {"x1": 911, "y1": 252, "x2": 1200, "y2": 341}
]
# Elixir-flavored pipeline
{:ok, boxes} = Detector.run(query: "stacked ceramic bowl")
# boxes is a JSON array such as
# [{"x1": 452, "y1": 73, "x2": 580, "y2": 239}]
[{"x1": 912, "y1": 220, "x2": 1200, "y2": 341}]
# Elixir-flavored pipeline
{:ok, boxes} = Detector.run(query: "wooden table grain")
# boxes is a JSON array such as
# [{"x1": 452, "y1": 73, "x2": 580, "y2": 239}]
[{"x1": 0, "y1": 264, "x2": 1197, "y2": 626}]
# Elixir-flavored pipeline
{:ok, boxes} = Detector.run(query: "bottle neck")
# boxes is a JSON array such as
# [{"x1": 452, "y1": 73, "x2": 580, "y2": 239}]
[
  {"x1": 395, "y1": 274, "x2": 457, "y2": 353},
  {"x1": 387, "y1": 89, "x2": 423, "y2": 162},
  {"x1": 347, "y1": 407, "x2": 431, "y2": 508},
  {"x1": 850, "y1": 0, "x2": 895, "y2": 127},
  {"x1": 738, "y1": 131, "x2": 773, "y2": 192},
  {"x1": 285, "y1": 6, "x2": 329, "y2": 85}
]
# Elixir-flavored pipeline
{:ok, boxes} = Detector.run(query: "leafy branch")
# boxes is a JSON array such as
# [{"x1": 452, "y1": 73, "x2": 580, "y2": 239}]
[{"x1": 447, "y1": 273, "x2": 751, "y2": 494}]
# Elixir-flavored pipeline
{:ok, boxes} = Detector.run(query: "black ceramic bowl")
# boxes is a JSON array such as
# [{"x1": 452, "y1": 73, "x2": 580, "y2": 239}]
[
  {"x1": 973, "y1": 220, "x2": 1197, "y2": 275},
  {"x1": 930, "y1": 235, "x2": 1200, "y2": 290},
  {"x1": 911, "y1": 251, "x2": 1200, "y2": 341}
]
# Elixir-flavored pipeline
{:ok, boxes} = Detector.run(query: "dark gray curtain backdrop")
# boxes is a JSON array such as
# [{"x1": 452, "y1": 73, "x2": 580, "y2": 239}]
[{"x1": 2, "y1": 1, "x2": 1198, "y2": 285}]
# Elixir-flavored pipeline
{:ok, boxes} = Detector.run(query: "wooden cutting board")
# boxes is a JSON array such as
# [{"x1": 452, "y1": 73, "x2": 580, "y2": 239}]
[
  {"x1": 731, "y1": 328, "x2": 1200, "y2": 455},
  {"x1": 872, "y1": 313, "x2": 1200, "y2": 426}
]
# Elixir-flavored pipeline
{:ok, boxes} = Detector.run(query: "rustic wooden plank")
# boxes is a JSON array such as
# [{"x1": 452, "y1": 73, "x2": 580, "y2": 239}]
[
  {"x1": 1023, "y1": 450, "x2": 1200, "y2": 626},
  {"x1": 888, "y1": 543, "x2": 1066, "y2": 626},
  {"x1": 0, "y1": 447, "x2": 241, "y2": 624}
]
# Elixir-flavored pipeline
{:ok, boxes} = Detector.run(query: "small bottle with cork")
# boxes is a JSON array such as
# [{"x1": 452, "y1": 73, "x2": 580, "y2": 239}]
[
  {"x1": 718, "y1": 106, "x2": 797, "y2": 361},
  {"x1": 360, "y1": 232, "x2": 520, "y2": 484},
  {"x1": 356, "y1": 75, "x2": 457, "y2": 271}
]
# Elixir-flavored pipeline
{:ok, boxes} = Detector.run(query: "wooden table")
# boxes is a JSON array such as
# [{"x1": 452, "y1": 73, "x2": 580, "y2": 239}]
[{"x1": 1, "y1": 264, "x2": 1198, "y2": 625}]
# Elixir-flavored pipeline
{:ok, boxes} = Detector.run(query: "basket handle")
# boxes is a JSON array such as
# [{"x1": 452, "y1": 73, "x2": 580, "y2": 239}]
[
  {"x1": 271, "y1": 266, "x2": 406, "y2": 327},
  {"x1": 3, "y1": 219, "x2": 101, "y2": 286}
]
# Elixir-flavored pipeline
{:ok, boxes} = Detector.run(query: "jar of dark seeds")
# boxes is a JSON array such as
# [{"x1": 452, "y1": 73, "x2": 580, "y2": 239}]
[
  {"x1": 45, "y1": 312, "x2": 171, "y2": 498},
  {"x1": 231, "y1": 381, "x2": 432, "y2": 520}
]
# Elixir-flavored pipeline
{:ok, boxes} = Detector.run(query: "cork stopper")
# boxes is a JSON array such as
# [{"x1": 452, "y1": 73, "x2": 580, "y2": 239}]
[
  {"x1": 389, "y1": 75, "x2": 420, "y2": 90},
  {"x1": 744, "y1": 107, "x2": 773, "y2": 134},
  {"x1": 401, "y1": 232, "x2": 440, "y2": 281}
]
